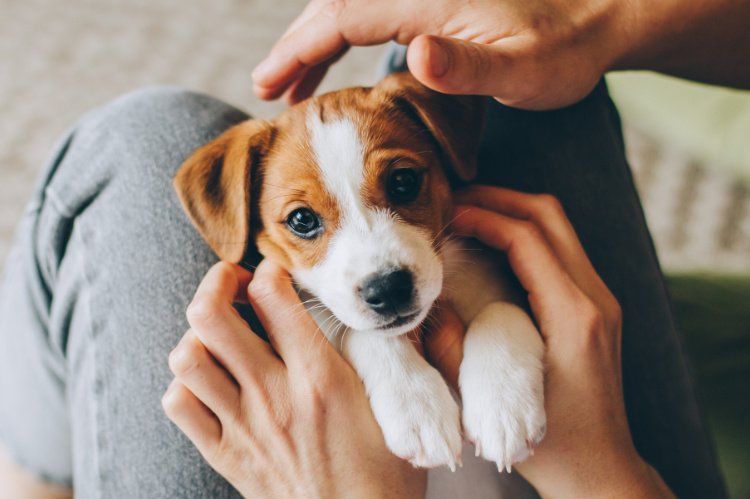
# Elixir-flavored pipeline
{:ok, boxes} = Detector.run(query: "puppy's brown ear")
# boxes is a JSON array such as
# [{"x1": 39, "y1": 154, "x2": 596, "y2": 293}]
[
  {"x1": 173, "y1": 120, "x2": 273, "y2": 263},
  {"x1": 376, "y1": 71, "x2": 486, "y2": 182}
]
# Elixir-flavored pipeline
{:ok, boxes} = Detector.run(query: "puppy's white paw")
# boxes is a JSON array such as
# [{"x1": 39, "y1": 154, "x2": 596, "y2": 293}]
[
  {"x1": 370, "y1": 364, "x2": 462, "y2": 470},
  {"x1": 459, "y1": 302, "x2": 546, "y2": 471},
  {"x1": 461, "y1": 366, "x2": 546, "y2": 471}
]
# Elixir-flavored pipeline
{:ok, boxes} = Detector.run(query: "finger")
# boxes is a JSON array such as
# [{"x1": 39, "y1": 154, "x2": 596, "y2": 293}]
[
  {"x1": 255, "y1": 0, "x2": 333, "y2": 99},
  {"x1": 253, "y1": 1, "x2": 400, "y2": 99},
  {"x1": 451, "y1": 205, "x2": 587, "y2": 336},
  {"x1": 162, "y1": 379, "x2": 222, "y2": 454},
  {"x1": 282, "y1": 0, "x2": 327, "y2": 38},
  {"x1": 247, "y1": 259, "x2": 336, "y2": 370},
  {"x1": 454, "y1": 186, "x2": 612, "y2": 306},
  {"x1": 283, "y1": 48, "x2": 347, "y2": 105},
  {"x1": 407, "y1": 35, "x2": 517, "y2": 98},
  {"x1": 455, "y1": 187, "x2": 588, "y2": 270},
  {"x1": 423, "y1": 302, "x2": 465, "y2": 393},
  {"x1": 169, "y1": 329, "x2": 240, "y2": 421},
  {"x1": 188, "y1": 262, "x2": 279, "y2": 380},
  {"x1": 252, "y1": 5, "x2": 348, "y2": 99}
]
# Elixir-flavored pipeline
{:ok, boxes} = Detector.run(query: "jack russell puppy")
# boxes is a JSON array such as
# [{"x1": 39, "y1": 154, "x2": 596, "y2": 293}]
[{"x1": 174, "y1": 72, "x2": 546, "y2": 472}]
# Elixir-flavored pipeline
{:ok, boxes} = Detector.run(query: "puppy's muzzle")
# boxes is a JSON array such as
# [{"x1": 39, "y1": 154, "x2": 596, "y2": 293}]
[{"x1": 359, "y1": 269, "x2": 416, "y2": 317}]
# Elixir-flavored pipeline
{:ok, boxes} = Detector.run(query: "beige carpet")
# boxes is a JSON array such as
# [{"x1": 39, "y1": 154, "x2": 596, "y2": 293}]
[{"x1": 1, "y1": 0, "x2": 748, "y2": 273}]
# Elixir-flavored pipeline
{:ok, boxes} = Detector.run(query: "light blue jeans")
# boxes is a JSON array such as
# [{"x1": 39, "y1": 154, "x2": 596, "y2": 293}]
[{"x1": 0, "y1": 80, "x2": 727, "y2": 497}]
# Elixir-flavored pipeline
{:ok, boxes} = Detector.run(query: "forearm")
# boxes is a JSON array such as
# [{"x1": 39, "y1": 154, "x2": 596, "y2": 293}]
[{"x1": 612, "y1": 0, "x2": 750, "y2": 88}]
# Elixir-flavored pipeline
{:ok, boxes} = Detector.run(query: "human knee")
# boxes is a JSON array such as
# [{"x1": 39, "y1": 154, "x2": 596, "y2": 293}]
[{"x1": 83, "y1": 86, "x2": 248, "y2": 137}]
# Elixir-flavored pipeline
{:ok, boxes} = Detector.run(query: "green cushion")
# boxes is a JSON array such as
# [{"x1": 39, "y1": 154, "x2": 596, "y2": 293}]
[{"x1": 667, "y1": 273, "x2": 750, "y2": 499}]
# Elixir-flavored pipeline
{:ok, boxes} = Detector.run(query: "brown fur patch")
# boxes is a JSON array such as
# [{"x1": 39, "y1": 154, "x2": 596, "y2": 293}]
[
  {"x1": 174, "y1": 73, "x2": 483, "y2": 268},
  {"x1": 253, "y1": 101, "x2": 342, "y2": 269}
]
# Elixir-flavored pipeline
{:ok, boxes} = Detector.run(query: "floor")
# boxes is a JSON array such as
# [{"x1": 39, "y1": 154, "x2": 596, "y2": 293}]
[{"x1": 1, "y1": 0, "x2": 748, "y2": 272}]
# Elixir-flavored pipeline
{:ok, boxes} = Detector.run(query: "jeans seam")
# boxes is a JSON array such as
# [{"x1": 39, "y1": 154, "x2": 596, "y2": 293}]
[{"x1": 71, "y1": 222, "x2": 103, "y2": 498}]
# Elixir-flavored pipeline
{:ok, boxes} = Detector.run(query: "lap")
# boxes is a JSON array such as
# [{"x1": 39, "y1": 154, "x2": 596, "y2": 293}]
[{"x1": 0, "y1": 87, "x2": 247, "y2": 497}]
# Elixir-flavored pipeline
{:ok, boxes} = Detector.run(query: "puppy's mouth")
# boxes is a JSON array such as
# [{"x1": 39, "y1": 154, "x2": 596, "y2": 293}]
[{"x1": 378, "y1": 311, "x2": 421, "y2": 331}]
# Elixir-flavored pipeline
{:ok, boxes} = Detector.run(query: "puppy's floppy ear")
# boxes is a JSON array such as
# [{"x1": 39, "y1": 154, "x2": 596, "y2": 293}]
[
  {"x1": 376, "y1": 71, "x2": 487, "y2": 182},
  {"x1": 173, "y1": 119, "x2": 273, "y2": 263}
]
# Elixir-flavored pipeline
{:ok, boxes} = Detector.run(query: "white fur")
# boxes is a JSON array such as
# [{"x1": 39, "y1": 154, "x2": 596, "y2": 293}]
[
  {"x1": 291, "y1": 113, "x2": 546, "y2": 471},
  {"x1": 442, "y1": 238, "x2": 546, "y2": 470},
  {"x1": 460, "y1": 302, "x2": 546, "y2": 470},
  {"x1": 296, "y1": 114, "x2": 442, "y2": 335},
  {"x1": 343, "y1": 331, "x2": 462, "y2": 469},
  {"x1": 307, "y1": 114, "x2": 367, "y2": 222}
]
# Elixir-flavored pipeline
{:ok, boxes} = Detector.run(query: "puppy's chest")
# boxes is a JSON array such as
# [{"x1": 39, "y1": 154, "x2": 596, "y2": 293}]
[
  {"x1": 297, "y1": 238, "x2": 521, "y2": 345},
  {"x1": 440, "y1": 238, "x2": 524, "y2": 323}
]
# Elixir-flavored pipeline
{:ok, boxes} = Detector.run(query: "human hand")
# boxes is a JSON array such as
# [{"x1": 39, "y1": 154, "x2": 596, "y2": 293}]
[
  {"x1": 162, "y1": 260, "x2": 428, "y2": 499},
  {"x1": 251, "y1": 0, "x2": 630, "y2": 109},
  {"x1": 442, "y1": 185, "x2": 675, "y2": 498}
]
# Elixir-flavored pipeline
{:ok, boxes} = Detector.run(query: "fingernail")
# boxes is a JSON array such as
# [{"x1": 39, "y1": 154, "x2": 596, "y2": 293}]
[{"x1": 427, "y1": 38, "x2": 449, "y2": 78}]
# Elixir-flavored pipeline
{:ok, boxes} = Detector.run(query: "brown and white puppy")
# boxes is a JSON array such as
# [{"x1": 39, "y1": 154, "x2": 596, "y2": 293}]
[{"x1": 174, "y1": 73, "x2": 545, "y2": 471}]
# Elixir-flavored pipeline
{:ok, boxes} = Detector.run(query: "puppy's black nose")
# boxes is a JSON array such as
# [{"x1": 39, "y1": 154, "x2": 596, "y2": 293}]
[{"x1": 359, "y1": 269, "x2": 414, "y2": 315}]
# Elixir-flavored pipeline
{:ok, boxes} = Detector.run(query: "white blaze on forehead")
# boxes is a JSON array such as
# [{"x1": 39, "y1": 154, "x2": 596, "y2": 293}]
[
  {"x1": 298, "y1": 109, "x2": 443, "y2": 335},
  {"x1": 308, "y1": 111, "x2": 368, "y2": 222}
]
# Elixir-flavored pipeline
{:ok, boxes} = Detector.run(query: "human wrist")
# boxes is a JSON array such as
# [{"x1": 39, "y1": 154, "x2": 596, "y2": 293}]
[
  {"x1": 593, "y1": 457, "x2": 674, "y2": 499},
  {"x1": 527, "y1": 444, "x2": 673, "y2": 499},
  {"x1": 346, "y1": 475, "x2": 424, "y2": 499},
  {"x1": 607, "y1": 0, "x2": 699, "y2": 72},
  {"x1": 567, "y1": 0, "x2": 637, "y2": 77},
  {"x1": 607, "y1": 0, "x2": 750, "y2": 87},
  {"x1": 565, "y1": 457, "x2": 673, "y2": 499},
  {"x1": 335, "y1": 460, "x2": 424, "y2": 499}
]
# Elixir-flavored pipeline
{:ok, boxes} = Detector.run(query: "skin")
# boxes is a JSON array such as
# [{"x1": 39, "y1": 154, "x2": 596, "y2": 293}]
[
  {"x1": 160, "y1": 186, "x2": 675, "y2": 498},
  {"x1": 0, "y1": 448, "x2": 72, "y2": 499},
  {"x1": 252, "y1": 0, "x2": 750, "y2": 109}
]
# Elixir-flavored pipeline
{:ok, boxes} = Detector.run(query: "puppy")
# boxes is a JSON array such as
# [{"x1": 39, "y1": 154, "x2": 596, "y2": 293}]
[{"x1": 174, "y1": 72, "x2": 545, "y2": 471}]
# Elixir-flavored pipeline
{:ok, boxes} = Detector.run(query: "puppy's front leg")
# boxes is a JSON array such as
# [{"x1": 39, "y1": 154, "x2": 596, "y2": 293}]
[
  {"x1": 343, "y1": 332, "x2": 462, "y2": 469},
  {"x1": 460, "y1": 302, "x2": 546, "y2": 472}
]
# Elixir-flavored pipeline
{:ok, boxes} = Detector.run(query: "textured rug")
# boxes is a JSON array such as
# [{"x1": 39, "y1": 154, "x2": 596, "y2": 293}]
[{"x1": 1, "y1": 0, "x2": 748, "y2": 273}]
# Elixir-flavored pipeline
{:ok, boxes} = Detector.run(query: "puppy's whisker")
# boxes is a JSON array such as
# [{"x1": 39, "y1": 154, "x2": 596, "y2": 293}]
[{"x1": 298, "y1": 297, "x2": 323, "y2": 307}]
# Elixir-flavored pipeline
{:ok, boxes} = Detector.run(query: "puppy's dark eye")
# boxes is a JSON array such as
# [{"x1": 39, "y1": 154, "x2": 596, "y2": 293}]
[
  {"x1": 286, "y1": 208, "x2": 322, "y2": 239},
  {"x1": 388, "y1": 168, "x2": 422, "y2": 204}
]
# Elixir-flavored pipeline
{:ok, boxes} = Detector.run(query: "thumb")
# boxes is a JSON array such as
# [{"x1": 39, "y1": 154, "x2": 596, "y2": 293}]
[
  {"x1": 248, "y1": 259, "x2": 335, "y2": 367},
  {"x1": 406, "y1": 34, "x2": 511, "y2": 98}
]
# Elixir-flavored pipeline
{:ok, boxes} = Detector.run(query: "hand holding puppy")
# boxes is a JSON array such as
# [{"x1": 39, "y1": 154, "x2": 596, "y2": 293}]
[
  {"x1": 447, "y1": 186, "x2": 674, "y2": 498},
  {"x1": 161, "y1": 260, "x2": 429, "y2": 498}
]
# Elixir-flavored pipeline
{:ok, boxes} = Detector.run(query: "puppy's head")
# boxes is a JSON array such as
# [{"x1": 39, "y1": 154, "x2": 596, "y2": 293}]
[{"x1": 175, "y1": 72, "x2": 486, "y2": 335}]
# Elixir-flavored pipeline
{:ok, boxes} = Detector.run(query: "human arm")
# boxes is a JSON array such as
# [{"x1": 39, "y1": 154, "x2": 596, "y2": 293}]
[
  {"x1": 614, "y1": 0, "x2": 750, "y2": 89},
  {"x1": 161, "y1": 260, "x2": 428, "y2": 498},
  {"x1": 251, "y1": 0, "x2": 750, "y2": 110},
  {"x1": 0, "y1": 448, "x2": 72, "y2": 499}
]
